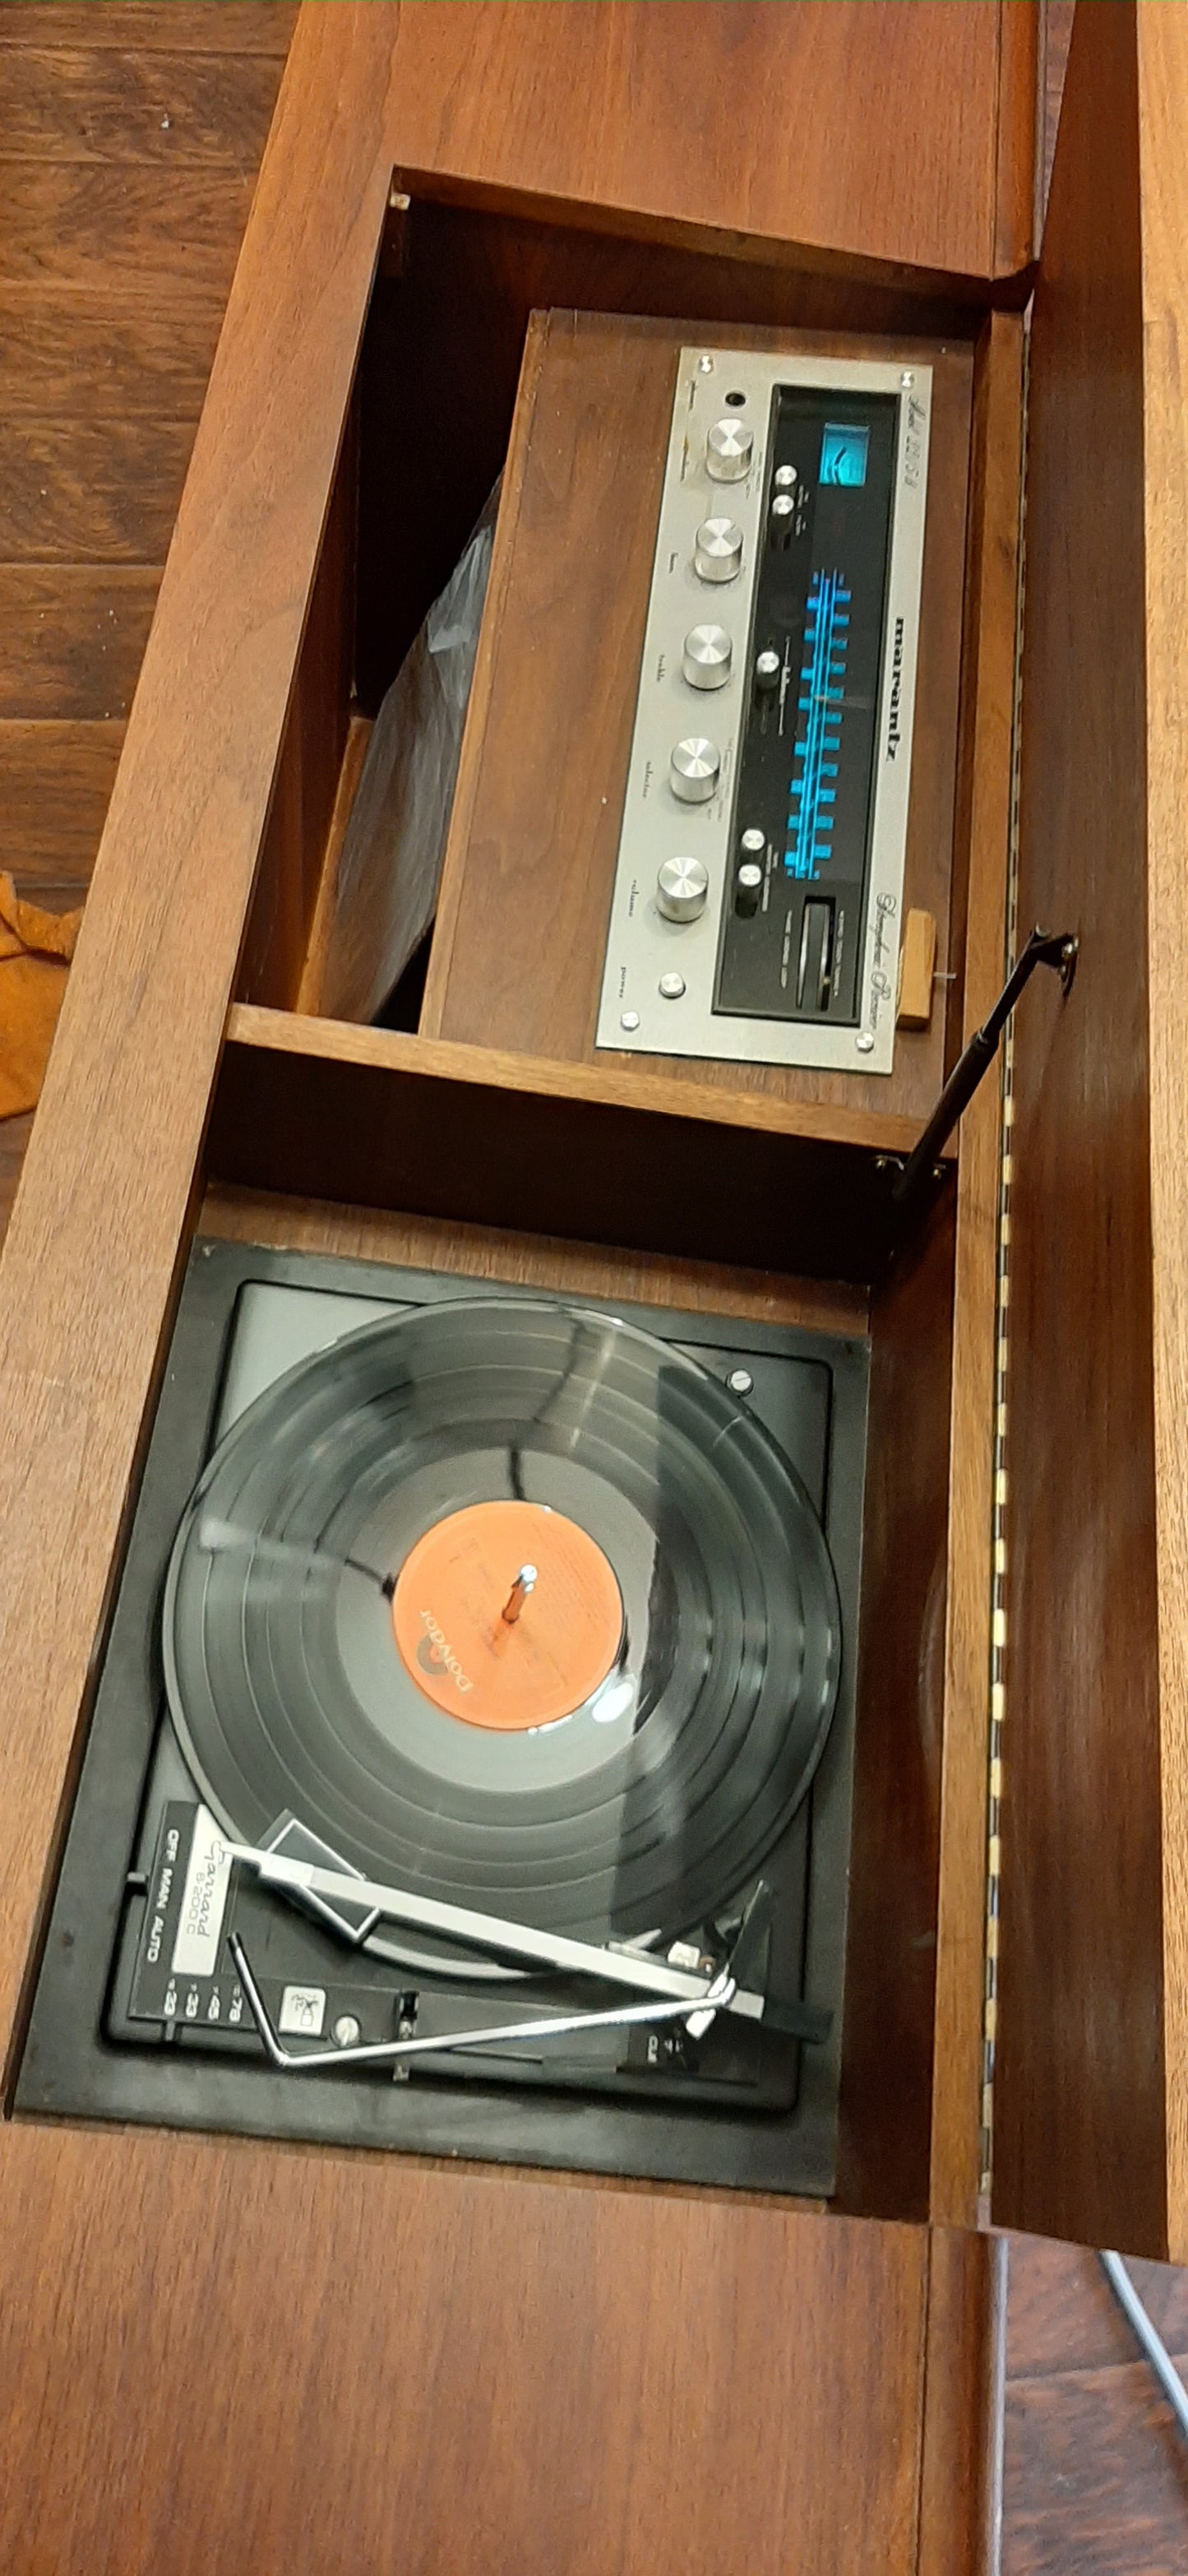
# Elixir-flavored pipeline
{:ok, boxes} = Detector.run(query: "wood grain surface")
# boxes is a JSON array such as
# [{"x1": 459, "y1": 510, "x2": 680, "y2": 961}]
[
  {"x1": 0, "y1": 3, "x2": 294, "y2": 49},
  {"x1": 837, "y1": 1190, "x2": 957, "y2": 2222},
  {"x1": 1004, "y1": 2232, "x2": 1188, "y2": 2576},
  {"x1": 994, "y1": 0, "x2": 1168, "y2": 2258},
  {"x1": 0, "y1": 2116, "x2": 995, "y2": 2576},
  {"x1": 0, "y1": 0, "x2": 395, "y2": 2049},
  {"x1": 1135, "y1": 0, "x2": 1188, "y2": 2270},
  {"x1": 380, "y1": 1, "x2": 1029, "y2": 287},
  {"x1": 201, "y1": 1179, "x2": 869, "y2": 1339},
  {"x1": 0, "y1": 0, "x2": 293, "y2": 1239},
  {"x1": 0, "y1": 8, "x2": 1037, "y2": 2568},
  {"x1": 0, "y1": 720, "x2": 124, "y2": 891},
  {"x1": 422, "y1": 308, "x2": 973, "y2": 1124},
  {"x1": 354, "y1": 192, "x2": 991, "y2": 767},
  {"x1": 211, "y1": 1007, "x2": 928, "y2": 1287}
]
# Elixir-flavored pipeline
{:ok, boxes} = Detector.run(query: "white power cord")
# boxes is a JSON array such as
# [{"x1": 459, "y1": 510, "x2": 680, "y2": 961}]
[{"x1": 1100, "y1": 2249, "x2": 1188, "y2": 2440}]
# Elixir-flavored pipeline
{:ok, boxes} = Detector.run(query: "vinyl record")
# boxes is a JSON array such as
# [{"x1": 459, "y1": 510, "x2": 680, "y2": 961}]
[{"x1": 163, "y1": 1298, "x2": 842, "y2": 1943}]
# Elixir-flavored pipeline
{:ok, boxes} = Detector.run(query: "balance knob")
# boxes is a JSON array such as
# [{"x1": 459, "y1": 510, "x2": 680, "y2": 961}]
[
  {"x1": 682, "y1": 623, "x2": 732, "y2": 690},
  {"x1": 670, "y1": 737, "x2": 720, "y2": 803},
  {"x1": 656, "y1": 855, "x2": 709, "y2": 921},
  {"x1": 694, "y1": 517, "x2": 743, "y2": 584},
  {"x1": 706, "y1": 419, "x2": 754, "y2": 482}
]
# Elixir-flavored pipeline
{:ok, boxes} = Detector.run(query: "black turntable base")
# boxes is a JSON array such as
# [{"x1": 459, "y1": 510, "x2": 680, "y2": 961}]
[{"x1": 17, "y1": 1241, "x2": 868, "y2": 2198}]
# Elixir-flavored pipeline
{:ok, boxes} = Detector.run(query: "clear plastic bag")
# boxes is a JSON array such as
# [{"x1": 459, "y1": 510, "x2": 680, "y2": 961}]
[{"x1": 319, "y1": 488, "x2": 497, "y2": 1024}]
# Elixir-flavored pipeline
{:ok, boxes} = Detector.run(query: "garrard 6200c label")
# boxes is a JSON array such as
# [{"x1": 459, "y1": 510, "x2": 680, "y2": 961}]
[{"x1": 596, "y1": 346, "x2": 931, "y2": 1075}]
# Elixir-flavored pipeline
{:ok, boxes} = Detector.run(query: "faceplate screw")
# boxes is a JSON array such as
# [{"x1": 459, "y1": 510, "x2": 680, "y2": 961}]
[
  {"x1": 856, "y1": 1031, "x2": 876, "y2": 1054},
  {"x1": 333, "y1": 2015, "x2": 362, "y2": 2048}
]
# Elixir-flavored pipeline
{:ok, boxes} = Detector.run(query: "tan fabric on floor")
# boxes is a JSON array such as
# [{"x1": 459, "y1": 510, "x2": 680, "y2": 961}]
[{"x1": 0, "y1": 873, "x2": 84, "y2": 1119}]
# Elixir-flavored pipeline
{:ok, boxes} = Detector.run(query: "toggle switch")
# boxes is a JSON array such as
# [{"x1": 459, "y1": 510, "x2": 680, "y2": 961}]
[
  {"x1": 770, "y1": 492, "x2": 796, "y2": 550},
  {"x1": 735, "y1": 861, "x2": 763, "y2": 918}
]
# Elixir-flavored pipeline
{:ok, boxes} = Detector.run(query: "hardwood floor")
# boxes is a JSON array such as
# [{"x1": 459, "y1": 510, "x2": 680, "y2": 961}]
[
  {"x1": 0, "y1": 0, "x2": 294, "y2": 1240},
  {"x1": 1005, "y1": 2237, "x2": 1188, "y2": 2575}
]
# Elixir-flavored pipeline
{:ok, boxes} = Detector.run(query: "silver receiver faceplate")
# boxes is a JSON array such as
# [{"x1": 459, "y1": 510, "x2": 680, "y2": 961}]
[{"x1": 595, "y1": 346, "x2": 931, "y2": 1074}]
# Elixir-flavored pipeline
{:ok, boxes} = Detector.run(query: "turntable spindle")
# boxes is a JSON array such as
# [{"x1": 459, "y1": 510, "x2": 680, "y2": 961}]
[{"x1": 501, "y1": 1564, "x2": 538, "y2": 1626}]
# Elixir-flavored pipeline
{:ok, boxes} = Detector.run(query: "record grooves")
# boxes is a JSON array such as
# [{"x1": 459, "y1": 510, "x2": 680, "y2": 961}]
[
  {"x1": 164, "y1": 1300, "x2": 842, "y2": 1946},
  {"x1": 16, "y1": 1243, "x2": 869, "y2": 2200}
]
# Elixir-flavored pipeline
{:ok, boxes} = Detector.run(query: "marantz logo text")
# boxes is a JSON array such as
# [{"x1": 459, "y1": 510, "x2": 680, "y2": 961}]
[
  {"x1": 416, "y1": 1610, "x2": 474, "y2": 1693},
  {"x1": 886, "y1": 619, "x2": 905, "y2": 758}
]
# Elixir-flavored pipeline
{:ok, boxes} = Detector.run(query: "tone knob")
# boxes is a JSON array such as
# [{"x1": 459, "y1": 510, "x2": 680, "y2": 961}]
[
  {"x1": 682, "y1": 623, "x2": 732, "y2": 690},
  {"x1": 694, "y1": 517, "x2": 743, "y2": 583},
  {"x1": 706, "y1": 419, "x2": 754, "y2": 482},
  {"x1": 656, "y1": 855, "x2": 709, "y2": 921},
  {"x1": 669, "y1": 738, "x2": 720, "y2": 804}
]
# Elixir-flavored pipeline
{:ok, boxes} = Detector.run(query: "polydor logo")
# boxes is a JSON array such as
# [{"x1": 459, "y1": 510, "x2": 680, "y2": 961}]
[{"x1": 415, "y1": 1609, "x2": 474, "y2": 1694}]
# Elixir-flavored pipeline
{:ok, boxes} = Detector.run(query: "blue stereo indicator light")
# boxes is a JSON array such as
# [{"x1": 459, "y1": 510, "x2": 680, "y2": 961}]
[{"x1": 820, "y1": 424, "x2": 869, "y2": 488}]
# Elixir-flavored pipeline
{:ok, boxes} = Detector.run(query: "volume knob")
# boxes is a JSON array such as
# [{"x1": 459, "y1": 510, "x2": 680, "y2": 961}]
[
  {"x1": 706, "y1": 419, "x2": 754, "y2": 482},
  {"x1": 657, "y1": 855, "x2": 709, "y2": 921},
  {"x1": 694, "y1": 517, "x2": 743, "y2": 584},
  {"x1": 682, "y1": 623, "x2": 732, "y2": 690},
  {"x1": 670, "y1": 737, "x2": 720, "y2": 803}
]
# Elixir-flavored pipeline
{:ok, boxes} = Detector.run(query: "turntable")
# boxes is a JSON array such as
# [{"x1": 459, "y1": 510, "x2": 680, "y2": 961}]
[{"x1": 20, "y1": 1239, "x2": 867, "y2": 2198}]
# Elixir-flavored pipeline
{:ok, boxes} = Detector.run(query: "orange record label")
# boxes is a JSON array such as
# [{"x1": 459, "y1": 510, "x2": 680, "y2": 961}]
[{"x1": 391, "y1": 1499, "x2": 624, "y2": 1732}]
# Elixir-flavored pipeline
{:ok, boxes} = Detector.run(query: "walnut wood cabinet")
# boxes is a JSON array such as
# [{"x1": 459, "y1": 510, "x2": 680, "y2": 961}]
[{"x1": 0, "y1": 5, "x2": 1181, "y2": 2569}]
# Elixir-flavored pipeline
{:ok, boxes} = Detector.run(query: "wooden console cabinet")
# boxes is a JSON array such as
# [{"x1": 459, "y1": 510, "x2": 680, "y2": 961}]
[{"x1": 1, "y1": 5, "x2": 1182, "y2": 2568}]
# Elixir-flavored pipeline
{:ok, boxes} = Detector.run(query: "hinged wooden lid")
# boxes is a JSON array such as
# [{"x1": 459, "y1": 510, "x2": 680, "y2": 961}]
[{"x1": 994, "y1": 0, "x2": 1188, "y2": 2262}]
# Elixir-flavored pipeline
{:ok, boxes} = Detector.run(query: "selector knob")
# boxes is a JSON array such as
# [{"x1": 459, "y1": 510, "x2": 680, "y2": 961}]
[
  {"x1": 706, "y1": 419, "x2": 755, "y2": 482},
  {"x1": 736, "y1": 861, "x2": 763, "y2": 918},
  {"x1": 669, "y1": 737, "x2": 721, "y2": 803},
  {"x1": 754, "y1": 648, "x2": 781, "y2": 693},
  {"x1": 694, "y1": 517, "x2": 743, "y2": 584},
  {"x1": 656, "y1": 856, "x2": 709, "y2": 922},
  {"x1": 682, "y1": 623, "x2": 732, "y2": 690}
]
